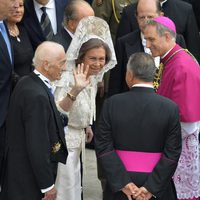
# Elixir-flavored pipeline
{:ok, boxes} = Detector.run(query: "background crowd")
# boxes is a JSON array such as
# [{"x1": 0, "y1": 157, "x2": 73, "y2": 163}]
[{"x1": 0, "y1": 0, "x2": 200, "y2": 200}]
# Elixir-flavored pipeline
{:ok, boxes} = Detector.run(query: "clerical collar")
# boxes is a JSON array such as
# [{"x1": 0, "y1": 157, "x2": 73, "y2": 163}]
[
  {"x1": 132, "y1": 83, "x2": 154, "y2": 88},
  {"x1": 33, "y1": 69, "x2": 52, "y2": 89},
  {"x1": 64, "y1": 26, "x2": 74, "y2": 38},
  {"x1": 160, "y1": 0, "x2": 167, "y2": 7},
  {"x1": 161, "y1": 45, "x2": 175, "y2": 60}
]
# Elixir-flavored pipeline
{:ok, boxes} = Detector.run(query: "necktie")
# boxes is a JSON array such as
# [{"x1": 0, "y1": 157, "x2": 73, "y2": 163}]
[
  {"x1": 0, "y1": 23, "x2": 12, "y2": 63},
  {"x1": 40, "y1": 7, "x2": 54, "y2": 40}
]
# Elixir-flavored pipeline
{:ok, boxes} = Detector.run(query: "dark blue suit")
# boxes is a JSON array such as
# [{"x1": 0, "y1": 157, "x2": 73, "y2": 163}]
[
  {"x1": 0, "y1": 21, "x2": 13, "y2": 184},
  {"x1": 22, "y1": 0, "x2": 68, "y2": 50}
]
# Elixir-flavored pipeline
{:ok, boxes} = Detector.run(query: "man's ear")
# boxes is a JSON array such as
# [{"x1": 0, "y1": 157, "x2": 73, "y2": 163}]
[
  {"x1": 43, "y1": 60, "x2": 49, "y2": 71},
  {"x1": 165, "y1": 31, "x2": 172, "y2": 42},
  {"x1": 67, "y1": 20, "x2": 76, "y2": 33},
  {"x1": 125, "y1": 69, "x2": 134, "y2": 88},
  {"x1": 160, "y1": 11, "x2": 164, "y2": 16}
]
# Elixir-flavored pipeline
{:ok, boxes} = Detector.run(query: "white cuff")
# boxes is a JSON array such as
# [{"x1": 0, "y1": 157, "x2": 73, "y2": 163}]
[{"x1": 41, "y1": 184, "x2": 54, "y2": 193}]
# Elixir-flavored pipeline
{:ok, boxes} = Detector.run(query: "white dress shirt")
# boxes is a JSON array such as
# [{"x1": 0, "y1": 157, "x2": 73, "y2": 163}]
[{"x1": 33, "y1": 0, "x2": 57, "y2": 34}]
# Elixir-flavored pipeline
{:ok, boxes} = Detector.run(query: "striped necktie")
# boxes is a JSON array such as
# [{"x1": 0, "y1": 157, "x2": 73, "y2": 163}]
[{"x1": 40, "y1": 7, "x2": 54, "y2": 40}]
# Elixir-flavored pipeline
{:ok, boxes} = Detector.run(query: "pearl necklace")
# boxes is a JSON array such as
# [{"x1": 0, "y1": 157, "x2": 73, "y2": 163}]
[{"x1": 8, "y1": 25, "x2": 21, "y2": 42}]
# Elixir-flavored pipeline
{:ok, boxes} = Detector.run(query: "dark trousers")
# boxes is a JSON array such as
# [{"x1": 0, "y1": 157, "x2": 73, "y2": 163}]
[{"x1": 0, "y1": 125, "x2": 6, "y2": 186}]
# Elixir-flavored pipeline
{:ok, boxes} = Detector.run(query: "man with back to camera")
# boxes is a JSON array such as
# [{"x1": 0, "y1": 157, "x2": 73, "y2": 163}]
[{"x1": 95, "y1": 52, "x2": 182, "y2": 200}]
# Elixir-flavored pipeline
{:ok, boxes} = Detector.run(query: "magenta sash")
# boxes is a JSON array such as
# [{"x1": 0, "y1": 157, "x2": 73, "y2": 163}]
[{"x1": 116, "y1": 150, "x2": 162, "y2": 172}]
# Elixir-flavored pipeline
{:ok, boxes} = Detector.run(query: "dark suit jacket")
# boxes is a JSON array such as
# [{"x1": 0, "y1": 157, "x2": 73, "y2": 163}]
[
  {"x1": 95, "y1": 87, "x2": 182, "y2": 200},
  {"x1": 108, "y1": 29, "x2": 186, "y2": 96},
  {"x1": 22, "y1": 0, "x2": 68, "y2": 50},
  {"x1": 0, "y1": 21, "x2": 14, "y2": 127},
  {"x1": 52, "y1": 27, "x2": 72, "y2": 52},
  {"x1": 1, "y1": 73, "x2": 68, "y2": 200},
  {"x1": 0, "y1": 21, "x2": 14, "y2": 172},
  {"x1": 116, "y1": 0, "x2": 200, "y2": 62}
]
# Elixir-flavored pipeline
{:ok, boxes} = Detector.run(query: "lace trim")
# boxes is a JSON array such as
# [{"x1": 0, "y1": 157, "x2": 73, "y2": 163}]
[{"x1": 173, "y1": 127, "x2": 200, "y2": 199}]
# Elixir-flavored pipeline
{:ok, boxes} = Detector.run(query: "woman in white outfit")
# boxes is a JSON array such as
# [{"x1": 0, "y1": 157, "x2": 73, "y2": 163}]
[{"x1": 54, "y1": 16, "x2": 117, "y2": 200}]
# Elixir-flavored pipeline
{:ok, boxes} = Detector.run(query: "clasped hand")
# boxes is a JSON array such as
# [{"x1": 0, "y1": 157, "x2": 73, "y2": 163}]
[{"x1": 122, "y1": 183, "x2": 152, "y2": 200}]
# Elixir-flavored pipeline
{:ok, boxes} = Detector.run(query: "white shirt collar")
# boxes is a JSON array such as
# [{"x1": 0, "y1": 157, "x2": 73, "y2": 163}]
[
  {"x1": 161, "y1": 46, "x2": 174, "y2": 60},
  {"x1": 33, "y1": 69, "x2": 52, "y2": 89},
  {"x1": 132, "y1": 83, "x2": 154, "y2": 88},
  {"x1": 33, "y1": 0, "x2": 54, "y2": 10},
  {"x1": 160, "y1": 0, "x2": 168, "y2": 7},
  {"x1": 64, "y1": 26, "x2": 74, "y2": 38}
]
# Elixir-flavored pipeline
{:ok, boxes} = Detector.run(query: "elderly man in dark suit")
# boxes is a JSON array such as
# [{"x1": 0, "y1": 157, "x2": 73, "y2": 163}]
[
  {"x1": 95, "y1": 52, "x2": 182, "y2": 200},
  {"x1": 0, "y1": 41, "x2": 68, "y2": 200},
  {"x1": 116, "y1": 0, "x2": 200, "y2": 63},
  {"x1": 22, "y1": 0, "x2": 68, "y2": 50},
  {"x1": 53, "y1": 0, "x2": 94, "y2": 52},
  {"x1": 0, "y1": 0, "x2": 14, "y2": 186}
]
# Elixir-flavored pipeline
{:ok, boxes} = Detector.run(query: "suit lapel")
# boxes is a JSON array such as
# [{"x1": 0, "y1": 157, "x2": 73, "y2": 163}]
[
  {"x1": 125, "y1": 32, "x2": 144, "y2": 58},
  {"x1": 55, "y1": 0, "x2": 62, "y2": 31},
  {"x1": 0, "y1": 22, "x2": 13, "y2": 66},
  {"x1": 25, "y1": 0, "x2": 45, "y2": 40},
  {"x1": 30, "y1": 73, "x2": 66, "y2": 147}
]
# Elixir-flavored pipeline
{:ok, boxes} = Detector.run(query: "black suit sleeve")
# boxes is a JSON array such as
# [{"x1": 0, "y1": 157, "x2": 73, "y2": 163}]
[
  {"x1": 143, "y1": 105, "x2": 182, "y2": 198},
  {"x1": 116, "y1": 6, "x2": 133, "y2": 40},
  {"x1": 95, "y1": 99, "x2": 132, "y2": 192},
  {"x1": 23, "y1": 94, "x2": 54, "y2": 190},
  {"x1": 184, "y1": 4, "x2": 200, "y2": 63},
  {"x1": 176, "y1": 34, "x2": 186, "y2": 48},
  {"x1": 108, "y1": 37, "x2": 128, "y2": 96}
]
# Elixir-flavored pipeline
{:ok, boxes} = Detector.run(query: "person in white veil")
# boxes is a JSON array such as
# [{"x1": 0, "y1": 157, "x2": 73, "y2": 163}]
[{"x1": 53, "y1": 16, "x2": 117, "y2": 200}]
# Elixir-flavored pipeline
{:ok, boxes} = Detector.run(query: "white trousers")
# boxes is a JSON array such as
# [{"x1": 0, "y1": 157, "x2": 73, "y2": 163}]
[{"x1": 55, "y1": 147, "x2": 82, "y2": 200}]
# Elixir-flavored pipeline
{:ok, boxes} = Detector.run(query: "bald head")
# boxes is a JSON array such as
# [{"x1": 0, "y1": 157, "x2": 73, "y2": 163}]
[
  {"x1": 63, "y1": 0, "x2": 94, "y2": 33},
  {"x1": 33, "y1": 41, "x2": 64, "y2": 67},
  {"x1": 136, "y1": 0, "x2": 162, "y2": 32},
  {"x1": 33, "y1": 41, "x2": 66, "y2": 81}
]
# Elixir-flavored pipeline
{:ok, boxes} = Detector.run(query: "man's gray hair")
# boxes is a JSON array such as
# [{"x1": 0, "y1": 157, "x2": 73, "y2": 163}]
[
  {"x1": 127, "y1": 52, "x2": 156, "y2": 82},
  {"x1": 145, "y1": 19, "x2": 176, "y2": 40},
  {"x1": 63, "y1": 0, "x2": 91, "y2": 24}
]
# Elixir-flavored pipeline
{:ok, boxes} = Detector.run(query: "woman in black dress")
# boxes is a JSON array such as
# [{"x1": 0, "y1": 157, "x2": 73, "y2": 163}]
[{"x1": 7, "y1": 0, "x2": 34, "y2": 77}]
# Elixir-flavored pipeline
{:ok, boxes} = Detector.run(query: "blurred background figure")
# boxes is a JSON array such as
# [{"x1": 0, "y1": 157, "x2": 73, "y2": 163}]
[
  {"x1": 53, "y1": 0, "x2": 94, "y2": 52},
  {"x1": 7, "y1": 0, "x2": 34, "y2": 77},
  {"x1": 22, "y1": 0, "x2": 68, "y2": 50},
  {"x1": 92, "y1": 0, "x2": 137, "y2": 43}
]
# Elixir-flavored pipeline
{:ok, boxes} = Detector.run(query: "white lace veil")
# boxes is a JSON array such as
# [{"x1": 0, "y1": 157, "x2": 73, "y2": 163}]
[{"x1": 56, "y1": 16, "x2": 117, "y2": 87}]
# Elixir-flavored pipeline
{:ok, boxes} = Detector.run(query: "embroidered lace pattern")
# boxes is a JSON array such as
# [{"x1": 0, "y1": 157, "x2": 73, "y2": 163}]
[{"x1": 173, "y1": 125, "x2": 200, "y2": 199}]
